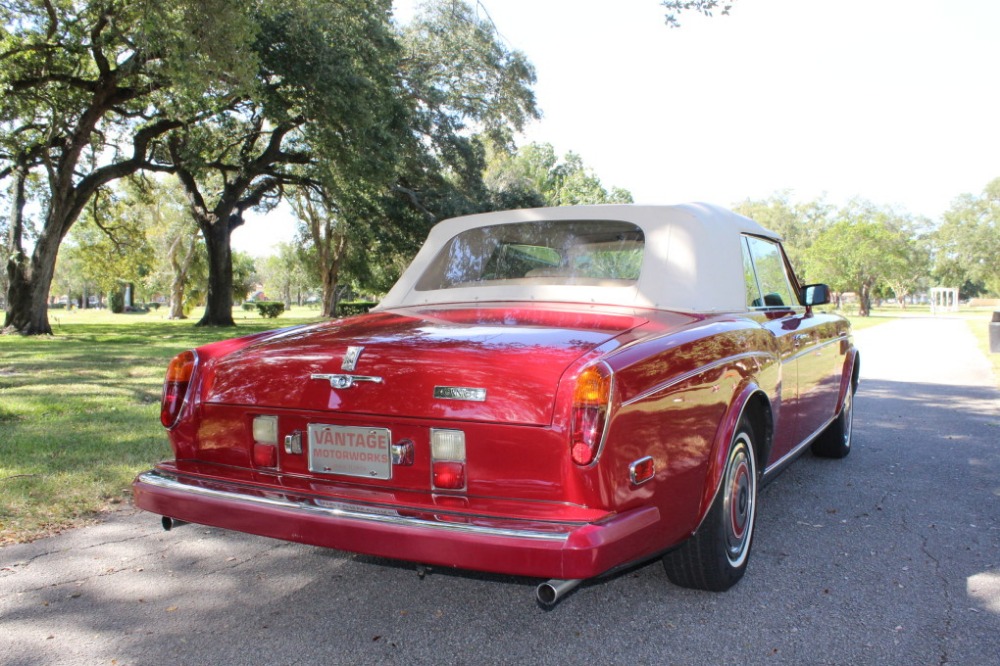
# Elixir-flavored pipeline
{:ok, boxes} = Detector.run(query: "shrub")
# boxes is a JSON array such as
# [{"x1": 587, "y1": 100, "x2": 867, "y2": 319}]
[
  {"x1": 255, "y1": 301, "x2": 285, "y2": 318},
  {"x1": 110, "y1": 291, "x2": 125, "y2": 313},
  {"x1": 337, "y1": 301, "x2": 377, "y2": 317},
  {"x1": 241, "y1": 302, "x2": 256, "y2": 312}
]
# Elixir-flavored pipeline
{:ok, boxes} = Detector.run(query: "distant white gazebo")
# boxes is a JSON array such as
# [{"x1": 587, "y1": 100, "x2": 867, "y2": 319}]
[{"x1": 930, "y1": 287, "x2": 959, "y2": 314}]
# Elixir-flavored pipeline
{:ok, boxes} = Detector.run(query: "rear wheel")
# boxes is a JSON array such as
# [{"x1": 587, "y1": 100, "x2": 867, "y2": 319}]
[
  {"x1": 811, "y1": 384, "x2": 854, "y2": 459},
  {"x1": 663, "y1": 417, "x2": 758, "y2": 591}
]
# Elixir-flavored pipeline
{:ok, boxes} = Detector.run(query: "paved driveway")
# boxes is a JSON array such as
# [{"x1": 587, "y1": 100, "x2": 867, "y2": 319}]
[{"x1": 2, "y1": 316, "x2": 998, "y2": 665}]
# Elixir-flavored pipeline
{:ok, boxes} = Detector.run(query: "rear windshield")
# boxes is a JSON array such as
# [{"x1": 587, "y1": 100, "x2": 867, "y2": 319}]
[{"x1": 415, "y1": 220, "x2": 644, "y2": 291}]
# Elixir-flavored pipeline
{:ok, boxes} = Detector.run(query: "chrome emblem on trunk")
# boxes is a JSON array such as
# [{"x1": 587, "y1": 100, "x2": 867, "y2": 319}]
[
  {"x1": 433, "y1": 386, "x2": 487, "y2": 402},
  {"x1": 341, "y1": 346, "x2": 364, "y2": 371},
  {"x1": 311, "y1": 373, "x2": 383, "y2": 389}
]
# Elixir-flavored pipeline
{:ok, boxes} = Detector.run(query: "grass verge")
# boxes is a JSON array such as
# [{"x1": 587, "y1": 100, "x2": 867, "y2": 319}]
[{"x1": 0, "y1": 307, "x2": 324, "y2": 544}]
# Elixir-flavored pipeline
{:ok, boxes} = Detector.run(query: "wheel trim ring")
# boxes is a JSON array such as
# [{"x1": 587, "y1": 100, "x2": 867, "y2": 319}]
[
  {"x1": 842, "y1": 388, "x2": 854, "y2": 448},
  {"x1": 723, "y1": 436, "x2": 756, "y2": 567}
]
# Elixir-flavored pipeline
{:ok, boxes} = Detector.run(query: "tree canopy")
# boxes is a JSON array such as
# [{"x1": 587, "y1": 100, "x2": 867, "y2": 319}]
[{"x1": 1, "y1": 0, "x2": 259, "y2": 333}]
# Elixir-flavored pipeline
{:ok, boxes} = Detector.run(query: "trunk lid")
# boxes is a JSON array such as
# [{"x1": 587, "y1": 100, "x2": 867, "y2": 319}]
[{"x1": 202, "y1": 306, "x2": 646, "y2": 425}]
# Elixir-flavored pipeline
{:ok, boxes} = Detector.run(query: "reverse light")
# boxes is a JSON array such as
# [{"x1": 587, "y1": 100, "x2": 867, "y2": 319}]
[
  {"x1": 570, "y1": 362, "x2": 614, "y2": 466},
  {"x1": 160, "y1": 350, "x2": 197, "y2": 428},
  {"x1": 252, "y1": 415, "x2": 278, "y2": 444},
  {"x1": 431, "y1": 429, "x2": 466, "y2": 490}
]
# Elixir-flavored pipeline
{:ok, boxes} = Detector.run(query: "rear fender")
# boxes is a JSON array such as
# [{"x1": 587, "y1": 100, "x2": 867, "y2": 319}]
[
  {"x1": 835, "y1": 346, "x2": 860, "y2": 412},
  {"x1": 694, "y1": 382, "x2": 771, "y2": 533}
]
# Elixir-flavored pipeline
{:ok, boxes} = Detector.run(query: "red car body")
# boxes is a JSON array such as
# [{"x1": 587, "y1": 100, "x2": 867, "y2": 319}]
[{"x1": 134, "y1": 204, "x2": 858, "y2": 600}]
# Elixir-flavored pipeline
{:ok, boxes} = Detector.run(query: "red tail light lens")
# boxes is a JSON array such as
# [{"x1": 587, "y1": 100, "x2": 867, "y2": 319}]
[
  {"x1": 432, "y1": 461, "x2": 466, "y2": 490},
  {"x1": 253, "y1": 443, "x2": 277, "y2": 468},
  {"x1": 571, "y1": 362, "x2": 613, "y2": 465},
  {"x1": 161, "y1": 350, "x2": 197, "y2": 428}
]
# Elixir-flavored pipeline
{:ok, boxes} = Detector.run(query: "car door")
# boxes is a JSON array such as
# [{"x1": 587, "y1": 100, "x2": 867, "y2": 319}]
[{"x1": 742, "y1": 236, "x2": 822, "y2": 462}]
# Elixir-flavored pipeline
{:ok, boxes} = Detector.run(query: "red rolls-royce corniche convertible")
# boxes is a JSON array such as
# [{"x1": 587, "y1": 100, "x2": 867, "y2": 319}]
[{"x1": 134, "y1": 203, "x2": 858, "y2": 605}]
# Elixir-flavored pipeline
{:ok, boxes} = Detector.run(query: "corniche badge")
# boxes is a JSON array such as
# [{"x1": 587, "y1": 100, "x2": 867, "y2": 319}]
[
  {"x1": 341, "y1": 346, "x2": 364, "y2": 371},
  {"x1": 311, "y1": 374, "x2": 383, "y2": 389},
  {"x1": 434, "y1": 386, "x2": 487, "y2": 402}
]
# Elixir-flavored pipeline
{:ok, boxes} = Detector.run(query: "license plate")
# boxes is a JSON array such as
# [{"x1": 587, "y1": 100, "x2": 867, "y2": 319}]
[{"x1": 308, "y1": 424, "x2": 392, "y2": 480}]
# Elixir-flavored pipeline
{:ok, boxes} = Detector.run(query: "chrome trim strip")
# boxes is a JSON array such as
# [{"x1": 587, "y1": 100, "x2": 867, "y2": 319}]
[
  {"x1": 785, "y1": 334, "x2": 848, "y2": 363},
  {"x1": 310, "y1": 373, "x2": 383, "y2": 389},
  {"x1": 622, "y1": 351, "x2": 771, "y2": 408},
  {"x1": 138, "y1": 471, "x2": 572, "y2": 543}
]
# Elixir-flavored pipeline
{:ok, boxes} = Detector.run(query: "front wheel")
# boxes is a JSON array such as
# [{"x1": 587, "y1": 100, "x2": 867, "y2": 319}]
[
  {"x1": 663, "y1": 418, "x2": 758, "y2": 591},
  {"x1": 811, "y1": 384, "x2": 854, "y2": 459}
]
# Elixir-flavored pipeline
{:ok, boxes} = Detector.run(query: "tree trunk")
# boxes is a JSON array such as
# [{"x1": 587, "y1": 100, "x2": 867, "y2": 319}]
[
  {"x1": 320, "y1": 233, "x2": 347, "y2": 318},
  {"x1": 167, "y1": 231, "x2": 199, "y2": 320},
  {"x1": 322, "y1": 270, "x2": 336, "y2": 318},
  {"x1": 197, "y1": 217, "x2": 237, "y2": 327},
  {"x1": 4, "y1": 230, "x2": 62, "y2": 335},
  {"x1": 4, "y1": 163, "x2": 61, "y2": 335},
  {"x1": 858, "y1": 282, "x2": 873, "y2": 317}
]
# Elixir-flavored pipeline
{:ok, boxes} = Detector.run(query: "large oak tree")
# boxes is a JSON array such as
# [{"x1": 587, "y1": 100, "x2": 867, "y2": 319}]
[{"x1": 1, "y1": 0, "x2": 257, "y2": 334}]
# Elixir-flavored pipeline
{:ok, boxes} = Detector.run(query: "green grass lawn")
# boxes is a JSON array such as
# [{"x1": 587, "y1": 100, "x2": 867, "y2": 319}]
[{"x1": 0, "y1": 306, "x2": 325, "y2": 544}]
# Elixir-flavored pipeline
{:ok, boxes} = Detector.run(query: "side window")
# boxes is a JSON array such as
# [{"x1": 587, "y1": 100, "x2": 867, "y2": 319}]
[{"x1": 745, "y1": 236, "x2": 796, "y2": 309}]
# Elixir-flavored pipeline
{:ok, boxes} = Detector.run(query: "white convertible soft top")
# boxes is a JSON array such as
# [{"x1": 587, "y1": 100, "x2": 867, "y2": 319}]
[{"x1": 377, "y1": 203, "x2": 780, "y2": 314}]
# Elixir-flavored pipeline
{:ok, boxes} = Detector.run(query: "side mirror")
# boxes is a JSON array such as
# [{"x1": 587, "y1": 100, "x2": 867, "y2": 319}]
[{"x1": 802, "y1": 283, "x2": 831, "y2": 306}]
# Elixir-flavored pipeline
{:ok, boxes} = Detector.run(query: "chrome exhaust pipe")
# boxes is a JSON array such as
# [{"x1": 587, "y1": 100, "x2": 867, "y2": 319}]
[
  {"x1": 536, "y1": 578, "x2": 583, "y2": 607},
  {"x1": 161, "y1": 516, "x2": 188, "y2": 531}
]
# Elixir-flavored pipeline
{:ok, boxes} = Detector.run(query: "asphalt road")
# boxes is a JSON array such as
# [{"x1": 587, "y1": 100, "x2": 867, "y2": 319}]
[{"x1": 2, "y1": 316, "x2": 999, "y2": 665}]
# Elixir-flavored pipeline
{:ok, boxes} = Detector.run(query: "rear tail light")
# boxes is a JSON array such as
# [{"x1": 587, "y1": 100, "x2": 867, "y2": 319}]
[
  {"x1": 253, "y1": 416, "x2": 279, "y2": 468},
  {"x1": 161, "y1": 350, "x2": 197, "y2": 428},
  {"x1": 253, "y1": 443, "x2": 277, "y2": 467},
  {"x1": 431, "y1": 429, "x2": 466, "y2": 490},
  {"x1": 570, "y1": 362, "x2": 613, "y2": 465}
]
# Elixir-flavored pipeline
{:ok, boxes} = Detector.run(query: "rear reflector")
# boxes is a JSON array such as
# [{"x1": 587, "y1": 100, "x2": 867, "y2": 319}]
[{"x1": 629, "y1": 456, "x2": 655, "y2": 485}]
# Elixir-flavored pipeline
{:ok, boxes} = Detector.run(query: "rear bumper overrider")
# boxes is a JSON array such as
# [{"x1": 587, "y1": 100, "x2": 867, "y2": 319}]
[{"x1": 132, "y1": 466, "x2": 661, "y2": 580}]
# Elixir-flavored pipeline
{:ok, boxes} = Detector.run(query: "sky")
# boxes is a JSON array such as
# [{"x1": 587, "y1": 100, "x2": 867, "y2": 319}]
[{"x1": 233, "y1": 0, "x2": 1000, "y2": 256}]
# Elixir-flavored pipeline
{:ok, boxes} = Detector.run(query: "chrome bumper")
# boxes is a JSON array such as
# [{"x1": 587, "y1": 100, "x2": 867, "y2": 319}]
[{"x1": 136, "y1": 469, "x2": 573, "y2": 542}]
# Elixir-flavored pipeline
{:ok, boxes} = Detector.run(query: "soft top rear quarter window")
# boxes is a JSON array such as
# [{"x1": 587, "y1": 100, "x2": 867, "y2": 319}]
[{"x1": 415, "y1": 220, "x2": 644, "y2": 291}]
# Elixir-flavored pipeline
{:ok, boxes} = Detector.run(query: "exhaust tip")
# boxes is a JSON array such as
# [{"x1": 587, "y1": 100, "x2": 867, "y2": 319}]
[
  {"x1": 536, "y1": 578, "x2": 582, "y2": 607},
  {"x1": 161, "y1": 516, "x2": 187, "y2": 531}
]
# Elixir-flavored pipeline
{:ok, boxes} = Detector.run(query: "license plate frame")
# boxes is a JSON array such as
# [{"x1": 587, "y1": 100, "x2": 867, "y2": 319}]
[{"x1": 307, "y1": 424, "x2": 392, "y2": 480}]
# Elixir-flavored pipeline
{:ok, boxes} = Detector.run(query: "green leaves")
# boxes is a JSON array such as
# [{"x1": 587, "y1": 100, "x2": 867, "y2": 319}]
[
  {"x1": 934, "y1": 177, "x2": 1000, "y2": 297},
  {"x1": 661, "y1": 1, "x2": 738, "y2": 28},
  {"x1": 484, "y1": 142, "x2": 633, "y2": 207}
]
